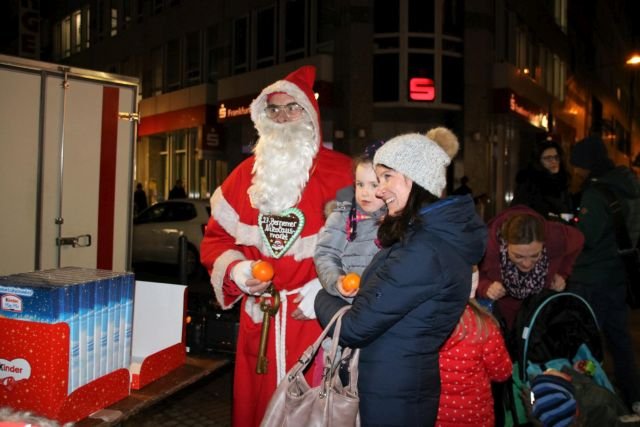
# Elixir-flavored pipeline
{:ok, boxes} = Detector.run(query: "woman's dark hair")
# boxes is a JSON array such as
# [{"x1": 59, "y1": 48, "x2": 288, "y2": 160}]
[
  {"x1": 377, "y1": 182, "x2": 439, "y2": 247},
  {"x1": 533, "y1": 140, "x2": 568, "y2": 174},
  {"x1": 500, "y1": 213, "x2": 545, "y2": 244}
]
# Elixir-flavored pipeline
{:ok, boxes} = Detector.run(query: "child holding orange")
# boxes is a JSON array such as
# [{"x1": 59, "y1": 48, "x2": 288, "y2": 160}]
[{"x1": 314, "y1": 141, "x2": 387, "y2": 301}]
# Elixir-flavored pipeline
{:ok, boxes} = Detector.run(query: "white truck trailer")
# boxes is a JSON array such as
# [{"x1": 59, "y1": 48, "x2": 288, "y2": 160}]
[{"x1": 0, "y1": 54, "x2": 139, "y2": 275}]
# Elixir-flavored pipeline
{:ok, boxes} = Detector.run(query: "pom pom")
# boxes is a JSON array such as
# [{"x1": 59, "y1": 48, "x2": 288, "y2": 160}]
[{"x1": 426, "y1": 127, "x2": 459, "y2": 159}]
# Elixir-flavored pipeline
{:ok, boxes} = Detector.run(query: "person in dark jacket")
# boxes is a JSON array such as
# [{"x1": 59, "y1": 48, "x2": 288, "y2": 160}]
[
  {"x1": 568, "y1": 135, "x2": 640, "y2": 414},
  {"x1": 133, "y1": 182, "x2": 148, "y2": 216},
  {"x1": 168, "y1": 178, "x2": 187, "y2": 199},
  {"x1": 511, "y1": 139, "x2": 574, "y2": 221},
  {"x1": 315, "y1": 128, "x2": 488, "y2": 426}
]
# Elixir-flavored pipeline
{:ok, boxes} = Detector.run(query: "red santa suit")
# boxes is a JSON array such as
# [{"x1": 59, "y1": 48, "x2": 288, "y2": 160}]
[{"x1": 200, "y1": 66, "x2": 352, "y2": 427}]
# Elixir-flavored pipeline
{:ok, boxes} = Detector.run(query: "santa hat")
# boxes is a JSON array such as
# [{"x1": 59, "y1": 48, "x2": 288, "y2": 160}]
[
  {"x1": 250, "y1": 65, "x2": 321, "y2": 145},
  {"x1": 373, "y1": 127, "x2": 459, "y2": 197}
]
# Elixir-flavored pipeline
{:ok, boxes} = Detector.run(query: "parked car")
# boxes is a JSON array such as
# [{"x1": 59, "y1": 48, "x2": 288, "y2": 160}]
[{"x1": 132, "y1": 199, "x2": 211, "y2": 277}]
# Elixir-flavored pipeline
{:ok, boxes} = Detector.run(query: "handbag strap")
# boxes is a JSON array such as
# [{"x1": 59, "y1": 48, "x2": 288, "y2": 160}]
[
  {"x1": 592, "y1": 182, "x2": 636, "y2": 253},
  {"x1": 288, "y1": 305, "x2": 352, "y2": 377},
  {"x1": 331, "y1": 347, "x2": 360, "y2": 394}
]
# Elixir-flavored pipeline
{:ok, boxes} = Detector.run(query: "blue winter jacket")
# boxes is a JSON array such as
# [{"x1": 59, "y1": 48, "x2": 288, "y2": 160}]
[{"x1": 315, "y1": 195, "x2": 488, "y2": 427}]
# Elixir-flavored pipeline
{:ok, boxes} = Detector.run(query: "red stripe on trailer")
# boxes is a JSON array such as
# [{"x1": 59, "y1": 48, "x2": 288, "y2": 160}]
[{"x1": 97, "y1": 87, "x2": 119, "y2": 269}]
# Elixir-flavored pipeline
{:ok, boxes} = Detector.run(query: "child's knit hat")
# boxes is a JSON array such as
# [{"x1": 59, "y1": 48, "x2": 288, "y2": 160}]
[{"x1": 531, "y1": 373, "x2": 578, "y2": 427}]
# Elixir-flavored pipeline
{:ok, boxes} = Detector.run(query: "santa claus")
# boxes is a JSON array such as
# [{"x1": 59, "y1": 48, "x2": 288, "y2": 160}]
[{"x1": 200, "y1": 65, "x2": 353, "y2": 427}]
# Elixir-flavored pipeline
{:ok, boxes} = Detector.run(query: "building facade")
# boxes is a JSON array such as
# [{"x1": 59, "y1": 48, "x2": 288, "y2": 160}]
[{"x1": 3, "y1": 0, "x2": 638, "y2": 217}]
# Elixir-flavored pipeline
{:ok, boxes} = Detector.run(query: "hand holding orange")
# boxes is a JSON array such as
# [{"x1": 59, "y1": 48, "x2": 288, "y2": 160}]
[
  {"x1": 252, "y1": 260, "x2": 275, "y2": 282},
  {"x1": 342, "y1": 272, "x2": 360, "y2": 292}
]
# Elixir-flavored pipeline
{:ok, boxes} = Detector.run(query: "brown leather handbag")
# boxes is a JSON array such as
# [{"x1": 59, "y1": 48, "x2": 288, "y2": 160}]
[{"x1": 260, "y1": 305, "x2": 360, "y2": 427}]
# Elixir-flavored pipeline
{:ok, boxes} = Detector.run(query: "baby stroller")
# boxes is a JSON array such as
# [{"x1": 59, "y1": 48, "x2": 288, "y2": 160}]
[{"x1": 501, "y1": 289, "x2": 617, "y2": 426}]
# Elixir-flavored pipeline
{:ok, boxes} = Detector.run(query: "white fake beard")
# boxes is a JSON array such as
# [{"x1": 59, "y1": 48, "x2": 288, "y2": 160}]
[{"x1": 248, "y1": 116, "x2": 319, "y2": 214}]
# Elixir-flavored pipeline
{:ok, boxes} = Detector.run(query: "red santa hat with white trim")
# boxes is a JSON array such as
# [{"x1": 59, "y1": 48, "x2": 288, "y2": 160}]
[{"x1": 250, "y1": 65, "x2": 321, "y2": 146}]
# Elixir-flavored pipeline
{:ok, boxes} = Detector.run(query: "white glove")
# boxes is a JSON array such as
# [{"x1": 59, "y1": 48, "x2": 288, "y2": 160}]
[
  {"x1": 296, "y1": 278, "x2": 322, "y2": 319},
  {"x1": 230, "y1": 260, "x2": 254, "y2": 294}
]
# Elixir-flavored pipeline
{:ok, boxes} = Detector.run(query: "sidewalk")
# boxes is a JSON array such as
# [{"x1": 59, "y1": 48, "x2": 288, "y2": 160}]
[{"x1": 122, "y1": 357, "x2": 233, "y2": 426}]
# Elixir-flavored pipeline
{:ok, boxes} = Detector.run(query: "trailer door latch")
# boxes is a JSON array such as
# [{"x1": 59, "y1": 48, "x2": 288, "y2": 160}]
[{"x1": 56, "y1": 234, "x2": 92, "y2": 248}]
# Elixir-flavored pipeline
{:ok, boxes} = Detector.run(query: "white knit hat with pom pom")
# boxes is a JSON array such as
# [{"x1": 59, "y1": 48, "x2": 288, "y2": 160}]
[{"x1": 373, "y1": 127, "x2": 459, "y2": 197}]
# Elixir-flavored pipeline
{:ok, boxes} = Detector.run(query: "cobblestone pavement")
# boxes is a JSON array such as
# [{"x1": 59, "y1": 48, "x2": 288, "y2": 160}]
[{"x1": 122, "y1": 358, "x2": 233, "y2": 427}]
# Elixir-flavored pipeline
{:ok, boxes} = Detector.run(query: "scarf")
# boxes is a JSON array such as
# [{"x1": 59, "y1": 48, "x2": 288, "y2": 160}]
[{"x1": 499, "y1": 238, "x2": 549, "y2": 299}]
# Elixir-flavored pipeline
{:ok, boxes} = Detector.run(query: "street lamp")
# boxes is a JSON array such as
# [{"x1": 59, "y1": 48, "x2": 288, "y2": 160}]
[{"x1": 627, "y1": 54, "x2": 640, "y2": 65}]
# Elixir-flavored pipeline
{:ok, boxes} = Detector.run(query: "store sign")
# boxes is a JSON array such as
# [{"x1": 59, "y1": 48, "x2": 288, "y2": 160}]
[
  {"x1": 218, "y1": 103, "x2": 250, "y2": 121},
  {"x1": 409, "y1": 77, "x2": 435, "y2": 101},
  {"x1": 204, "y1": 126, "x2": 220, "y2": 149},
  {"x1": 509, "y1": 93, "x2": 548, "y2": 130},
  {"x1": 198, "y1": 124, "x2": 224, "y2": 160}
]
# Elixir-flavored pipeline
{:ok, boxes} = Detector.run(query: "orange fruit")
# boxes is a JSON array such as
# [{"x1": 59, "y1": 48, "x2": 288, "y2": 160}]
[
  {"x1": 342, "y1": 272, "x2": 360, "y2": 292},
  {"x1": 252, "y1": 260, "x2": 274, "y2": 282}
]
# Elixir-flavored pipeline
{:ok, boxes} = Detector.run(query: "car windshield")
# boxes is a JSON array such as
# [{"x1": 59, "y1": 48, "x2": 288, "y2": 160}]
[{"x1": 136, "y1": 202, "x2": 197, "y2": 223}]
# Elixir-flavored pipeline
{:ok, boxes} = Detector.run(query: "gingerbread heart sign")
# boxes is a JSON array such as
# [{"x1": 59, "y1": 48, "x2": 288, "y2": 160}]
[{"x1": 258, "y1": 208, "x2": 305, "y2": 259}]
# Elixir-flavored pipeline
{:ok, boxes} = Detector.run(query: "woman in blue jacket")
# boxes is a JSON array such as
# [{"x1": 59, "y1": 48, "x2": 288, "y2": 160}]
[{"x1": 315, "y1": 128, "x2": 488, "y2": 426}]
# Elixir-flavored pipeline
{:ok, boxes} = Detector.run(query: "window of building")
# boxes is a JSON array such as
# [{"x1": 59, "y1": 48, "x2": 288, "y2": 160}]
[
  {"x1": 232, "y1": 16, "x2": 249, "y2": 74},
  {"x1": 54, "y1": 7, "x2": 90, "y2": 59},
  {"x1": 373, "y1": 0, "x2": 463, "y2": 107},
  {"x1": 408, "y1": 53, "x2": 434, "y2": 84},
  {"x1": 62, "y1": 16, "x2": 71, "y2": 57},
  {"x1": 151, "y1": 46, "x2": 163, "y2": 95},
  {"x1": 184, "y1": 31, "x2": 201, "y2": 85},
  {"x1": 284, "y1": 0, "x2": 307, "y2": 61},
  {"x1": 408, "y1": 0, "x2": 434, "y2": 33},
  {"x1": 166, "y1": 39, "x2": 181, "y2": 91},
  {"x1": 73, "y1": 10, "x2": 82, "y2": 53},
  {"x1": 53, "y1": 22, "x2": 61, "y2": 59},
  {"x1": 554, "y1": 0, "x2": 567, "y2": 32},
  {"x1": 515, "y1": 26, "x2": 537, "y2": 76},
  {"x1": 137, "y1": 0, "x2": 148, "y2": 22},
  {"x1": 553, "y1": 54, "x2": 565, "y2": 101},
  {"x1": 206, "y1": 25, "x2": 219, "y2": 83},
  {"x1": 122, "y1": 0, "x2": 132, "y2": 28},
  {"x1": 373, "y1": 53, "x2": 399, "y2": 102},
  {"x1": 442, "y1": 0, "x2": 463, "y2": 36},
  {"x1": 172, "y1": 132, "x2": 188, "y2": 193},
  {"x1": 95, "y1": 0, "x2": 105, "y2": 43},
  {"x1": 141, "y1": 67, "x2": 151, "y2": 97},
  {"x1": 315, "y1": 0, "x2": 336, "y2": 51},
  {"x1": 110, "y1": 2, "x2": 118, "y2": 37},
  {"x1": 153, "y1": 0, "x2": 163, "y2": 15},
  {"x1": 374, "y1": 0, "x2": 399, "y2": 33},
  {"x1": 442, "y1": 54, "x2": 463, "y2": 104},
  {"x1": 255, "y1": 6, "x2": 276, "y2": 69},
  {"x1": 84, "y1": 7, "x2": 91, "y2": 48}
]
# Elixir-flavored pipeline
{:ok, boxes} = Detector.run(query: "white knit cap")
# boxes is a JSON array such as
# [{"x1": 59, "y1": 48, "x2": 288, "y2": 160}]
[{"x1": 373, "y1": 132, "x2": 453, "y2": 196}]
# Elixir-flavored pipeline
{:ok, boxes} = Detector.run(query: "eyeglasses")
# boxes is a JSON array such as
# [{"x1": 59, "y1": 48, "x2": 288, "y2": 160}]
[
  {"x1": 264, "y1": 102, "x2": 304, "y2": 119},
  {"x1": 541, "y1": 155, "x2": 560, "y2": 162}
]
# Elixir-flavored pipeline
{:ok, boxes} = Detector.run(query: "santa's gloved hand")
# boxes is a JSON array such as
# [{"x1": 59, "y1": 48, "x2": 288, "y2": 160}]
[
  {"x1": 230, "y1": 260, "x2": 254, "y2": 294},
  {"x1": 292, "y1": 278, "x2": 322, "y2": 320}
]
